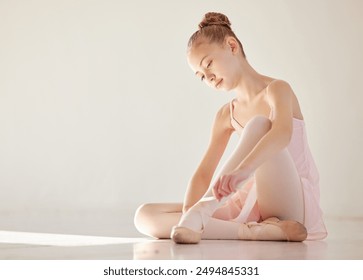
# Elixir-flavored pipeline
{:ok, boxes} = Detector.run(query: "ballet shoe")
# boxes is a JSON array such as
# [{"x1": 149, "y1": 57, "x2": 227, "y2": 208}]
[
  {"x1": 239, "y1": 217, "x2": 307, "y2": 242},
  {"x1": 170, "y1": 226, "x2": 202, "y2": 244},
  {"x1": 262, "y1": 217, "x2": 307, "y2": 241}
]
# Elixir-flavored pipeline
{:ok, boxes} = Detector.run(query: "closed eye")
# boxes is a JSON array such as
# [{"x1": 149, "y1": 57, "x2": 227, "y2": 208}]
[{"x1": 206, "y1": 61, "x2": 212, "y2": 68}]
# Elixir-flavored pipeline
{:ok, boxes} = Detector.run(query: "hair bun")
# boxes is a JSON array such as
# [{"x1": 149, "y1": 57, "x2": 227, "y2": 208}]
[{"x1": 198, "y1": 12, "x2": 232, "y2": 30}]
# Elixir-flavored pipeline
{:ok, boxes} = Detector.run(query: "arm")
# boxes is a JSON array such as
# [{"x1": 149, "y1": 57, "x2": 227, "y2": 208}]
[
  {"x1": 183, "y1": 104, "x2": 233, "y2": 212},
  {"x1": 236, "y1": 80, "x2": 294, "y2": 172},
  {"x1": 213, "y1": 80, "x2": 295, "y2": 200}
]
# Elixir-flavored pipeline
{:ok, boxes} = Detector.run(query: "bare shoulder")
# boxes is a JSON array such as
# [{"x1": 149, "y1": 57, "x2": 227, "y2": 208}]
[
  {"x1": 265, "y1": 79, "x2": 304, "y2": 119},
  {"x1": 216, "y1": 102, "x2": 230, "y2": 119},
  {"x1": 214, "y1": 102, "x2": 234, "y2": 132},
  {"x1": 267, "y1": 79, "x2": 294, "y2": 98}
]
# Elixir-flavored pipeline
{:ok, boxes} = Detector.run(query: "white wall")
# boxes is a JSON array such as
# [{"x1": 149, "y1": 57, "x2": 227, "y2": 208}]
[{"x1": 0, "y1": 0, "x2": 362, "y2": 232}]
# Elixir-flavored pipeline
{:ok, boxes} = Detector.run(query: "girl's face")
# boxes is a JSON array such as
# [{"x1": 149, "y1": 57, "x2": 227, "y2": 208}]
[{"x1": 187, "y1": 37, "x2": 241, "y2": 91}]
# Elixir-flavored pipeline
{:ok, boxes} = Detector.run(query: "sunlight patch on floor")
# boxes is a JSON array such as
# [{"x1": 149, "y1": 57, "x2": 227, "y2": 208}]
[{"x1": 0, "y1": 231, "x2": 147, "y2": 247}]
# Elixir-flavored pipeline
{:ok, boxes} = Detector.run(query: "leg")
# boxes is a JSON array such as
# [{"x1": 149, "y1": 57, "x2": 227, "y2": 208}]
[
  {"x1": 205, "y1": 115, "x2": 274, "y2": 196},
  {"x1": 174, "y1": 116, "x2": 273, "y2": 235},
  {"x1": 133, "y1": 202, "x2": 242, "y2": 240},
  {"x1": 201, "y1": 216, "x2": 306, "y2": 241},
  {"x1": 134, "y1": 203, "x2": 182, "y2": 239},
  {"x1": 172, "y1": 116, "x2": 306, "y2": 243},
  {"x1": 175, "y1": 116, "x2": 273, "y2": 232},
  {"x1": 133, "y1": 115, "x2": 267, "y2": 240},
  {"x1": 256, "y1": 148, "x2": 305, "y2": 223}
]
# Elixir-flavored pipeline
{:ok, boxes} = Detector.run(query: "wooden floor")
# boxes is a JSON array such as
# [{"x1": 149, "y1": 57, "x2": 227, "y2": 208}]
[{"x1": 0, "y1": 213, "x2": 362, "y2": 260}]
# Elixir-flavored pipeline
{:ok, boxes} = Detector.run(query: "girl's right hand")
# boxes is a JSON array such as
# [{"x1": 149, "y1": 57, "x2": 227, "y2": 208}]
[{"x1": 212, "y1": 168, "x2": 251, "y2": 200}]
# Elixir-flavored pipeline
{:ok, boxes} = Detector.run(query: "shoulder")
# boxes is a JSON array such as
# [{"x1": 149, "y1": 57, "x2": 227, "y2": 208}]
[
  {"x1": 265, "y1": 79, "x2": 294, "y2": 104},
  {"x1": 266, "y1": 79, "x2": 294, "y2": 97},
  {"x1": 216, "y1": 102, "x2": 231, "y2": 119},
  {"x1": 214, "y1": 102, "x2": 234, "y2": 132}
]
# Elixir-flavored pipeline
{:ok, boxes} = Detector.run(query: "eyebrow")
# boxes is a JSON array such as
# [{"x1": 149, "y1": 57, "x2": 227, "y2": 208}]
[{"x1": 195, "y1": 55, "x2": 208, "y2": 76}]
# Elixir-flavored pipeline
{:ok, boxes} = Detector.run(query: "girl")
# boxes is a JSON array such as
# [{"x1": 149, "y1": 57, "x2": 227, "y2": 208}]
[{"x1": 134, "y1": 12, "x2": 327, "y2": 244}]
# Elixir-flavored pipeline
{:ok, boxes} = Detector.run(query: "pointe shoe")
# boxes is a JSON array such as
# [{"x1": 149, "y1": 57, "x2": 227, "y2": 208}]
[
  {"x1": 171, "y1": 226, "x2": 202, "y2": 244},
  {"x1": 239, "y1": 217, "x2": 307, "y2": 242}
]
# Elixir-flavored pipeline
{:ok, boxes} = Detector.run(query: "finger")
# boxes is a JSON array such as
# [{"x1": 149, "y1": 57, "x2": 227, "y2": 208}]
[
  {"x1": 213, "y1": 188, "x2": 221, "y2": 200},
  {"x1": 220, "y1": 185, "x2": 231, "y2": 197},
  {"x1": 221, "y1": 176, "x2": 233, "y2": 194},
  {"x1": 228, "y1": 179, "x2": 236, "y2": 194},
  {"x1": 215, "y1": 186, "x2": 225, "y2": 200},
  {"x1": 217, "y1": 175, "x2": 235, "y2": 199},
  {"x1": 219, "y1": 187, "x2": 230, "y2": 197},
  {"x1": 214, "y1": 189, "x2": 223, "y2": 201},
  {"x1": 220, "y1": 176, "x2": 231, "y2": 192},
  {"x1": 219, "y1": 177, "x2": 232, "y2": 197},
  {"x1": 213, "y1": 179, "x2": 222, "y2": 200}
]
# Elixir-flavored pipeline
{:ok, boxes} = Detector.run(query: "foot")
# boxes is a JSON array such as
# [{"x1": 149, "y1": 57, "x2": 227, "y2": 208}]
[
  {"x1": 171, "y1": 198, "x2": 218, "y2": 244},
  {"x1": 239, "y1": 217, "x2": 307, "y2": 242},
  {"x1": 262, "y1": 217, "x2": 307, "y2": 241},
  {"x1": 170, "y1": 226, "x2": 202, "y2": 244}
]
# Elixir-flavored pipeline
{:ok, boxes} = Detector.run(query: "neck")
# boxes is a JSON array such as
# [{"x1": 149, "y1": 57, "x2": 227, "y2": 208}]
[{"x1": 233, "y1": 60, "x2": 270, "y2": 102}]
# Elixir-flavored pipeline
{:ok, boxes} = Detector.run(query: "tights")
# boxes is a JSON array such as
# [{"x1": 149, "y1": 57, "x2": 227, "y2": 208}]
[{"x1": 134, "y1": 116, "x2": 305, "y2": 240}]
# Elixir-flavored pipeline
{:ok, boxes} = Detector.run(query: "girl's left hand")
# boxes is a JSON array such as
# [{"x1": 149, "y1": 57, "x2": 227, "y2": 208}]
[{"x1": 212, "y1": 169, "x2": 251, "y2": 201}]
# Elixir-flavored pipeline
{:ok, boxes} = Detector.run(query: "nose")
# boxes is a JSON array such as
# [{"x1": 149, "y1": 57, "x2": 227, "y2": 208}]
[{"x1": 206, "y1": 73, "x2": 216, "y2": 84}]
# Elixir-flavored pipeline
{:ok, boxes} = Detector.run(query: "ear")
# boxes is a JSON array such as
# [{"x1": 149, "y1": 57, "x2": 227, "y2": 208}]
[{"x1": 225, "y1": 36, "x2": 239, "y2": 55}]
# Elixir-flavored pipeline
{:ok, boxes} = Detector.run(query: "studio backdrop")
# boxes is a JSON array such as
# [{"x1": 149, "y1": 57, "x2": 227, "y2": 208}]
[{"x1": 0, "y1": 0, "x2": 362, "y2": 235}]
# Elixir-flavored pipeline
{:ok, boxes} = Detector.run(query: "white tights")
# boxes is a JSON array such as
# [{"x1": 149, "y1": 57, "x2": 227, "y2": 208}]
[
  {"x1": 178, "y1": 117, "x2": 303, "y2": 235},
  {"x1": 134, "y1": 116, "x2": 304, "y2": 240}
]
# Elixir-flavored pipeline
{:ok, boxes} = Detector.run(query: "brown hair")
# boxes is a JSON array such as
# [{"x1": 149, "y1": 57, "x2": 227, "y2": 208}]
[{"x1": 188, "y1": 12, "x2": 246, "y2": 58}]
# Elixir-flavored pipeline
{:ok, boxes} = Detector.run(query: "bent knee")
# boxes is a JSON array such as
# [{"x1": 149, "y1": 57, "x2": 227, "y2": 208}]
[
  {"x1": 134, "y1": 203, "x2": 164, "y2": 238},
  {"x1": 134, "y1": 204, "x2": 155, "y2": 230}
]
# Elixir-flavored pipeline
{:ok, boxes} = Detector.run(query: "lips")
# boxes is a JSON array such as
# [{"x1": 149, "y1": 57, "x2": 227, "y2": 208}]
[{"x1": 215, "y1": 79, "x2": 223, "y2": 88}]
